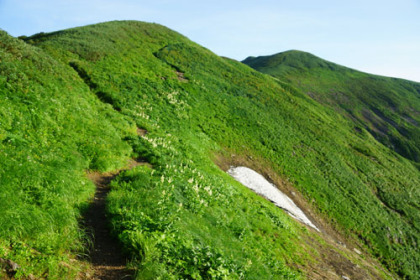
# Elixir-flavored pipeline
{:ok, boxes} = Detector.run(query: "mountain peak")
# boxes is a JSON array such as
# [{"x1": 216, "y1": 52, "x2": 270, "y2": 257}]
[
  {"x1": 243, "y1": 50, "x2": 344, "y2": 75},
  {"x1": 1, "y1": 21, "x2": 419, "y2": 280},
  {"x1": 244, "y1": 50, "x2": 420, "y2": 164}
]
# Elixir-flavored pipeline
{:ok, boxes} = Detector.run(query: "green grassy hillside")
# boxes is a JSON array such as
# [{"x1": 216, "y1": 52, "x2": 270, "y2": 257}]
[
  {"x1": 243, "y1": 51, "x2": 420, "y2": 166},
  {"x1": 1, "y1": 21, "x2": 419, "y2": 279},
  {"x1": 0, "y1": 29, "x2": 135, "y2": 278}
]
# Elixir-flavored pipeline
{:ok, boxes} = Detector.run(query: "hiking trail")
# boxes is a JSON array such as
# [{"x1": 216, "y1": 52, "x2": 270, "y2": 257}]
[{"x1": 83, "y1": 157, "x2": 149, "y2": 280}]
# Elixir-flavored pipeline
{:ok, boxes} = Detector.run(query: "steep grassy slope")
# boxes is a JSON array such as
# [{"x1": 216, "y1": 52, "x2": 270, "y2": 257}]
[
  {"x1": 26, "y1": 21, "x2": 420, "y2": 279},
  {"x1": 243, "y1": 51, "x2": 420, "y2": 166},
  {"x1": 1, "y1": 21, "x2": 419, "y2": 279},
  {"x1": 0, "y1": 30, "x2": 135, "y2": 278}
]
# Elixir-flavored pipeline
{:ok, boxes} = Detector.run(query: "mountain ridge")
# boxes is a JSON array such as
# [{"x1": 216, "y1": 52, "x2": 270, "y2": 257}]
[
  {"x1": 243, "y1": 50, "x2": 420, "y2": 166},
  {"x1": 1, "y1": 21, "x2": 419, "y2": 279},
  {"x1": 243, "y1": 50, "x2": 420, "y2": 82}
]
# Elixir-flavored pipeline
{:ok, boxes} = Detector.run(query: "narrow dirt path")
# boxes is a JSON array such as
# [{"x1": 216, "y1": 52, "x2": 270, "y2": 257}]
[
  {"x1": 84, "y1": 158, "x2": 149, "y2": 280},
  {"x1": 84, "y1": 172, "x2": 133, "y2": 280}
]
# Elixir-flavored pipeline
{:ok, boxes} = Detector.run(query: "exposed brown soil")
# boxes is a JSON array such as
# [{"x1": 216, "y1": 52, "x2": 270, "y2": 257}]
[
  {"x1": 213, "y1": 150, "x2": 394, "y2": 280},
  {"x1": 176, "y1": 71, "x2": 188, "y2": 83},
  {"x1": 84, "y1": 172, "x2": 133, "y2": 280},
  {"x1": 0, "y1": 258, "x2": 23, "y2": 279},
  {"x1": 83, "y1": 157, "x2": 150, "y2": 280},
  {"x1": 136, "y1": 127, "x2": 148, "y2": 137}
]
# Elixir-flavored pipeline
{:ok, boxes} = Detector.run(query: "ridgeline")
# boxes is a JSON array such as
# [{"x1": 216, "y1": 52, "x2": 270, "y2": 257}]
[{"x1": 1, "y1": 21, "x2": 419, "y2": 279}]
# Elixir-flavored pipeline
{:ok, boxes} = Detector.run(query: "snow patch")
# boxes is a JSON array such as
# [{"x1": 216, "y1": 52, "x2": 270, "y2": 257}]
[{"x1": 227, "y1": 166, "x2": 319, "y2": 231}]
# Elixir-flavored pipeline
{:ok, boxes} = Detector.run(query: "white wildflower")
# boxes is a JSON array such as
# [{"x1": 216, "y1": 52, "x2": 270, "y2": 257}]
[{"x1": 204, "y1": 186, "x2": 212, "y2": 196}]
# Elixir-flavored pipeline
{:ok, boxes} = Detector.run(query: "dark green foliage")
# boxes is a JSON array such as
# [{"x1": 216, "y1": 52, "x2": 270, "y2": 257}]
[{"x1": 243, "y1": 50, "x2": 420, "y2": 164}]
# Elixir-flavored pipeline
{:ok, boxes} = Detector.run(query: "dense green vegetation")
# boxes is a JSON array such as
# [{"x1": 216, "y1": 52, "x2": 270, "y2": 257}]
[
  {"x1": 1, "y1": 21, "x2": 419, "y2": 279},
  {"x1": 243, "y1": 51, "x2": 420, "y2": 166},
  {"x1": 0, "y1": 30, "x2": 135, "y2": 278}
]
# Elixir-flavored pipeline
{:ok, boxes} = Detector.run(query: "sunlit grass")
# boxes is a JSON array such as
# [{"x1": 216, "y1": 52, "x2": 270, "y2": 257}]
[{"x1": 0, "y1": 20, "x2": 418, "y2": 279}]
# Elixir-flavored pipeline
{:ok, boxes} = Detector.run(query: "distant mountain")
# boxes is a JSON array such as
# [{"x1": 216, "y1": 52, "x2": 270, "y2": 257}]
[
  {"x1": 0, "y1": 22, "x2": 419, "y2": 279},
  {"x1": 243, "y1": 50, "x2": 420, "y2": 166}
]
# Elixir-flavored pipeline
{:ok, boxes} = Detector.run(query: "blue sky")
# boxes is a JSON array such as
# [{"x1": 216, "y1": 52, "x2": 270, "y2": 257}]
[{"x1": 1, "y1": 0, "x2": 419, "y2": 82}]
